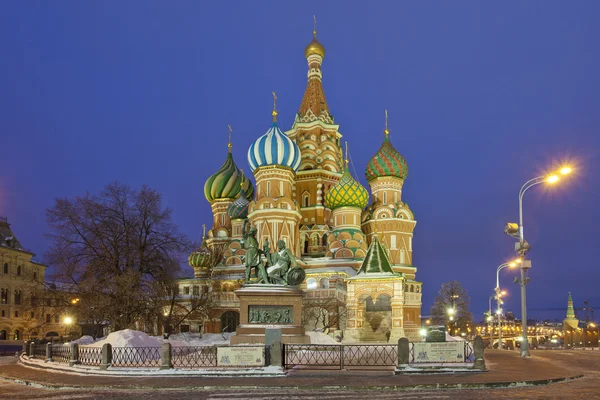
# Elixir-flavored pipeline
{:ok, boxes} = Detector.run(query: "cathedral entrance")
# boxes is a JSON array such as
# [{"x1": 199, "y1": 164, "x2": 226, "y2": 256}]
[
  {"x1": 220, "y1": 311, "x2": 240, "y2": 333},
  {"x1": 362, "y1": 294, "x2": 392, "y2": 342}
]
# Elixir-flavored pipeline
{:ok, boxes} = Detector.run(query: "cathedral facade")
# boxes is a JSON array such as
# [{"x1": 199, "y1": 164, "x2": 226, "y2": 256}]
[{"x1": 183, "y1": 30, "x2": 422, "y2": 342}]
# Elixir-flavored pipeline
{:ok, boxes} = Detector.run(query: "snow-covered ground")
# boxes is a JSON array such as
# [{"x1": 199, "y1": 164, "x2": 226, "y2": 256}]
[{"x1": 66, "y1": 329, "x2": 339, "y2": 348}]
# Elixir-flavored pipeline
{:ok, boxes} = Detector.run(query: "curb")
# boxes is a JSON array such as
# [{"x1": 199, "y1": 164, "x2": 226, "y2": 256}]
[
  {"x1": 2, "y1": 363, "x2": 585, "y2": 392},
  {"x1": 18, "y1": 357, "x2": 286, "y2": 378}
]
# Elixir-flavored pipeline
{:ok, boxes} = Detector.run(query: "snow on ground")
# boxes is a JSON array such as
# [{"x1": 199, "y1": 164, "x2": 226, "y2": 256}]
[
  {"x1": 90, "y1": 329, "x2": 162, "y2": 348},
  {"x1": 164, "y1": 332, "x2": 234, "y2": 347},
  {"x1": 65, "y1": 335, "x2": 100, "y2": 346},
  {"x1": 306, "y1": 330, "x2": 339, "y2": 344}
]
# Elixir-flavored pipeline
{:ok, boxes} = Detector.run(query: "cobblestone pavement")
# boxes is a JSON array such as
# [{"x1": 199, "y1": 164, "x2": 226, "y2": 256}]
[{"x1": 0, "y1": 350, "x2": 599, "y2": 399}]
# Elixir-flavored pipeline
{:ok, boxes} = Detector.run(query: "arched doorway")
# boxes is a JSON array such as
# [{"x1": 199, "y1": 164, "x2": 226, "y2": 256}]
[
  {"x1": 362, "y1": 294, "x2": 392, "y2": 341},
  {"x1": 220, "y1": 311, "x2": 239, "y2": 333},
  {"x1": 0, "y1": 330, "x2": 7, "y2": 340},
  {"x1": 13, "y1": 330, "x2": 20, "y2": 340}
]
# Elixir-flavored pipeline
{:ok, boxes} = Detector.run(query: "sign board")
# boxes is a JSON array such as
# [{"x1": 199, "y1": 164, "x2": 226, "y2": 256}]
[
  {"x1": 217, "y1": 346, "x2": 264, "y2": 367},
  {"x1": 412, "y1": 341, "x2": 465, "y2": 363}
]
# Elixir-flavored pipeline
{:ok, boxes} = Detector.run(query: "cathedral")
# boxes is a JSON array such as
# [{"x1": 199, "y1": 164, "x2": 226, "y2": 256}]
[{"x1": 182, "y1": 28, "x2": 422, "y2": 342}]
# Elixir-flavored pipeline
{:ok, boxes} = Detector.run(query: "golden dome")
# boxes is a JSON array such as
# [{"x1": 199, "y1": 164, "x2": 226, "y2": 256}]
[{"x1": 304, "y1": 35, "x2": 325, "y2": 59}]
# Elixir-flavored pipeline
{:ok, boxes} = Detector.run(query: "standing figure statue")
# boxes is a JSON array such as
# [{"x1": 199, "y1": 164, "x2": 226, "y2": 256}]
[{"x1": 242, "y1": 220, "x2": 269, "y2": 283}]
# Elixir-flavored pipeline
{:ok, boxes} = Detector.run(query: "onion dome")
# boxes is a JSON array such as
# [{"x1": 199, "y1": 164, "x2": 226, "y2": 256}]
[
  {"x1": 204, "y1": 148, "x2": 254, "y2": 203},
  {"x1": 227, "y1": 188, "x2": 250, "y2": 220},
  {"x1": 325, "y1": 165, "x2": 369, "y2": 210},
  {"x1": 188, "y1": 243, "x2": 211, "y2": 272},
  {"x1": 365, "y1": 130, "x2": 408, "y2": 182},
  {"x1": 305, "y1": 35, "x2": 325, "y2": 59},
  {"x1": 248, "y1": 104, "x2": 301, "y2": 172}
]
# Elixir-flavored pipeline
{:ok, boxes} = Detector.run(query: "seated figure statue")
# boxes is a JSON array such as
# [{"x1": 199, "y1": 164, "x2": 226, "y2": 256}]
[{"x1": 265, "y1": 240, "x2": 295, "y2": 285}]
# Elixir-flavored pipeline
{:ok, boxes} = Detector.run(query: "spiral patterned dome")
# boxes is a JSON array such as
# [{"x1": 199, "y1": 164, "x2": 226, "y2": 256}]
[
  {"x1": 248, "y1": 122, "x2": 301, "y2": 172},
  {"x1": 227, "y1": 188, "x2": 250, "y2": 220},
  {"x1": 204, "y1": 149, "x2": 254, "y2": 203},
  {"x1": 325, "y1": 166, "x2": 369, "y2": 210},
  {"x1": 365, "y1": 136, "x2": 408, "y2": 182}
]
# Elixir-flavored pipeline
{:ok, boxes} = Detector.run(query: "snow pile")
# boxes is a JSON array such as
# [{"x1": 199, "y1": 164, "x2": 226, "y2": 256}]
[
  {"x1": 307, "y1": 330, "x2": 339, "y2": 344},
  {"x1": 90, "y1": 329, "x2": 162, "y2": 348},
  {"x1": 165, "y1": 332, "x2": 235, "y2": 347},
  {"x1": 445, "y1": 333, "x2": 466, "y2": 342},
  {"x1": 65, "y1": 335, "x2": 99, "y2": 346}
]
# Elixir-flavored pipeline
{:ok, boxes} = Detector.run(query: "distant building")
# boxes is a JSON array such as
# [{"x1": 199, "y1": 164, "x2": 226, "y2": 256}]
[{"x1": 0, "y1": 217, "x2": 69, "y2": 340}]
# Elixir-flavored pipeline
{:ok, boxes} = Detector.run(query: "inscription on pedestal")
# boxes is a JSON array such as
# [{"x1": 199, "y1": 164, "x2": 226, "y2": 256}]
[{"x1": 249, "y1": 305, "x2": 293, "y2": 324}]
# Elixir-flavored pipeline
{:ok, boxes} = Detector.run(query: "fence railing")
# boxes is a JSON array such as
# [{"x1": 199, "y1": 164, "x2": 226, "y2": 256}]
[
  {"x1": 171, "y1": 346, "x2": 217, "y2": 368},
  {"x1": 21, "y1": 339, "x2": 482, "y2": 370},
  {"x1": 112, "y1": 347, "x2": 161, "y2": 368},
  {"x1": 51, "y1": 345, "x2": 72, "y2": 363},
  {"x1": 284, "y1": 344, "x2": 397, "y2": 370},
  {"x1": 79, "y1": 346, "x2": 102, "y2": 366}
]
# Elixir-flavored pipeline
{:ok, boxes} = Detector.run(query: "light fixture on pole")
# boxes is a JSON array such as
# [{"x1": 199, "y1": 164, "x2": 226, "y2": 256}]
[{"x1": 506, "y1": 165, "x2": 573, "y2": 358}]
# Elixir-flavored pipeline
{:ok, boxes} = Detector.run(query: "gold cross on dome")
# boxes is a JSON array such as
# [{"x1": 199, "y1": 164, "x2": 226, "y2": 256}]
[
  {"x1": 384, "y1": 109, "x2": 389, "y2": 137},
  {"x1": 313, "y1": 15, "x2": 317, "y2": 37},
  {"x1": 272, "y1": 92, "x2": 278, "y2": 122},
  {"x1": 227, "y1": 124, "x2": 233, "y2": 149}
]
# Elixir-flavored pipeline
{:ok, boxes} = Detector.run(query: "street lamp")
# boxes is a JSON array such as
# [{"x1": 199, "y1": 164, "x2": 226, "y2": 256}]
[
  {"x1": 447, "y1": 307, "x2": 456, "y2": 335},
  {"x1": 494, "y1": 260, "x2": 519, "y2": 349},
  {"x1": 508, "y1": 165, "x2": 573, "y2": 358}
]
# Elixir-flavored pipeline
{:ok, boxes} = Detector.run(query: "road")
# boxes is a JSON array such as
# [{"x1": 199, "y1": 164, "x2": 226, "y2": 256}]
[{"x1": 1, "y1": 350, "x2": 599, "y2": 399}]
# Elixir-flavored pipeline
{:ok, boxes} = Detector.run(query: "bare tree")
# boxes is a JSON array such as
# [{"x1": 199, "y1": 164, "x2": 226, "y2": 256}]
[
  {"x1": 303, "y1": 295, "x2": 346, "y2": 332},
  {"x1": 430, "y1": 281, "x2": 473, "y2": 336},
  {"x1": 45, "y1": 182, "x2": 192, "y2": 331}
]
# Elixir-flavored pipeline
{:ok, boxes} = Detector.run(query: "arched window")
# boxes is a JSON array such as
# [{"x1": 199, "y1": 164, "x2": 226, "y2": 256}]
[
  {"x1": 416, "y1": 285, "x2": 420, "y2": 293},
  {"x1": 410, "y1": 285, "x2": 414, "y2": 293},
  {"x1": 303, "y1": 194, "x2": 309, "y2": 207},
  {"x1": 303, "y1": 237, "x2": 309, "y2": 254},
  {"x1": 306, "y1": 278, "x2": 317, "y2": 290},
  {"x1": 322, "y1": 234, "x2": 328, "y2": 246},
  {"x1": 320, "y1": 278, "x2": 329, "y2": 289},
  {"x1": 16, "y1": 266, "x2": 21, "y2": 276},
  {"x1": 220, "y1": 311, "x2": 239, "y2": 333}
]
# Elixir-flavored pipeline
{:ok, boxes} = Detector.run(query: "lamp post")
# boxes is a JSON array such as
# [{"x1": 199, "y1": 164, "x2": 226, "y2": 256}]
[
  {"x1": 509, "y1": 166, "x2": 572, "y2": 358},
  {"x1": 488, "y1": 295, "x2": 495, "y2": 348},
  {"x1": 447, "y1": 307, "x2": 456, "y2": 336},
  {"x1": 495, "y1": 260, "x2": 518, "y2": 349}
]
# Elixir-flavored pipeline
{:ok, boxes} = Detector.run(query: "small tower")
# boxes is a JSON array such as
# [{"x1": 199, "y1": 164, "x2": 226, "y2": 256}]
[
  {"x1": 204, "y1": 128, "x2": 254, "y2": 243},
  {"x1": 247, "y1": 94, "x2": 303, "y2": 256},
  {"x1": 344, "y1": 233, "x2": 406, "y2": 342},
  {"x1": 564, "y1": 292, "x2": 579, "y2": 330},
  {"x1": 324, "y1": 143, "x2": 369, "y2": 259}
]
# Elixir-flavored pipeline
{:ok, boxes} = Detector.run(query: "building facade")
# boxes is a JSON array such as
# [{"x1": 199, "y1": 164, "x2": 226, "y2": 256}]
[{"x1": 183, "y1": 29, "x2": 423, "y2": 342}]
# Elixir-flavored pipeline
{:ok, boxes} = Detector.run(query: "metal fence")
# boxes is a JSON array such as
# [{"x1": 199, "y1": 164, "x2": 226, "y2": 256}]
[
  {"x1": 51, "y1": 345, "x2": 72, "y2": 363},
  {"x1": 32, "y1": 344, "x2": 46, "y2": 359},
  {"x1": 284, "y1": 344, "x2": 397, "y2": 370},
  {"x1": 79, "y1": 346, "x2": 102, "y2": 366},
  {"x1": 171, "y1": 346, "x2": 217, "y2": 368},
  {"x1": 112, "y1": 347, "x2": 161, "y2": 368}
]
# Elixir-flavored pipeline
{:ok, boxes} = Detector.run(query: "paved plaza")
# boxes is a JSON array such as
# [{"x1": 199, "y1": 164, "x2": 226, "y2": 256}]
[{"x1": 1, "y1": 350, "x2": 599, "y2": 399}]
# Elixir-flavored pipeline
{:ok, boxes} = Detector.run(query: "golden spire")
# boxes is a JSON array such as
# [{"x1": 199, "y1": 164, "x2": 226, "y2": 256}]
[
  {"x1": 313, "y1": 15, "x2": 317, "y2": 38},
  {"x1": 344, "y1": 141, "x2": 349, "y2": 169},
  {"x1": 227, "y1": 124, "x2": 233, "y2": 151},
  {"x1": 384, "y1": 109, "x2": 390, "y2": 139},
  {"x1": 272, "y1": 92, "x2": 278, "y2": 122}
]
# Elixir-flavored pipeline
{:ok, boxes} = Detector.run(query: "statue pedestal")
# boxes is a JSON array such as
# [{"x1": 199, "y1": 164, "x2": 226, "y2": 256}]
[{"x1": 230, "y1": 284, "x2": 310, "y2": 345}]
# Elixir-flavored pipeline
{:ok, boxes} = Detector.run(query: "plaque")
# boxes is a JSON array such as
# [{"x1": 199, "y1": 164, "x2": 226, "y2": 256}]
[
  {"x1": 248, "y1": 305, "x2": 293, "y2": 324},
  {"x1": 412, "y1": 341, "x2": 465, "y2": 363},
  {"x1": 217, "y1": 346, "x2": 264, "y2": 367}
]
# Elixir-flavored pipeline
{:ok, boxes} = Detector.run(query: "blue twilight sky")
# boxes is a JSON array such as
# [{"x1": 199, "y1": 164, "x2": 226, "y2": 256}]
[{"x1": 1, "y1": 1, "x2": 599, "y2": 322}]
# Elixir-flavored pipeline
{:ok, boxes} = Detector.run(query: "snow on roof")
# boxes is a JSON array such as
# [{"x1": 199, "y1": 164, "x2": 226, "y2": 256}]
[{"x1": 304, "y1": 266, "x2": 357, "y2": 276}]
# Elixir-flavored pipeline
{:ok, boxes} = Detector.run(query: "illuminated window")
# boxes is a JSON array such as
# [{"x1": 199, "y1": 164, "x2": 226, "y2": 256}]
[{"x1": 306, "y1": 278, "x2": 317, "y2": 290}]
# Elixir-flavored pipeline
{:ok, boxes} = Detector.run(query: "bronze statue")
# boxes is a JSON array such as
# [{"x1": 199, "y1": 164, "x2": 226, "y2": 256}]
[
  {"x1": 242, "y1": 220, "x2": 268, "y2": 283},
  {"x1": 265, "y1": 240, "x2": 306, "y2": 286}
]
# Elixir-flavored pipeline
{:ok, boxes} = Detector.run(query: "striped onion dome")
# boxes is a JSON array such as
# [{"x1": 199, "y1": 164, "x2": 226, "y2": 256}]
[
  {"x1": 365, "y1": 135, "x2": 408, "y2": 182},
  {"x1": 227, "y1": 188, "x2": 250, "y2": 220},
  {"x1": 248, "y1": 122, "x2": 301, "y2": 172},
  {"x1": 204, "y1": 148, "x2": 254, "y2": 203},
  {"x1": 188, "y1": 244, "x2": 211, "y2": 271},
  {"x1": 325, "y1": 166, "x2": 369, "y2": 210}
]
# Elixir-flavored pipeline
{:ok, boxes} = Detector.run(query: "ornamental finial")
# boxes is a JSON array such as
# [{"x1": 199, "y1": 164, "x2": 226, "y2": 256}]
[
  {"x1": 227, "y1": 124, "x2": 233, "y2": 151},
  {"x1": 384, "y1": 109, "x2": 390, "y2": 138},
  {"x1": 344, "y1": 141, "x2": 349, "y2": 169},
  {"x1": 272, "y1": 92, "x2": 278, "y2": 122},
  {"x1": 202, "y1": 223, "x2": 206, "y2": 239},
  {"x1": 313, "y1": 15, "x2": 317, "y2": 38}
]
